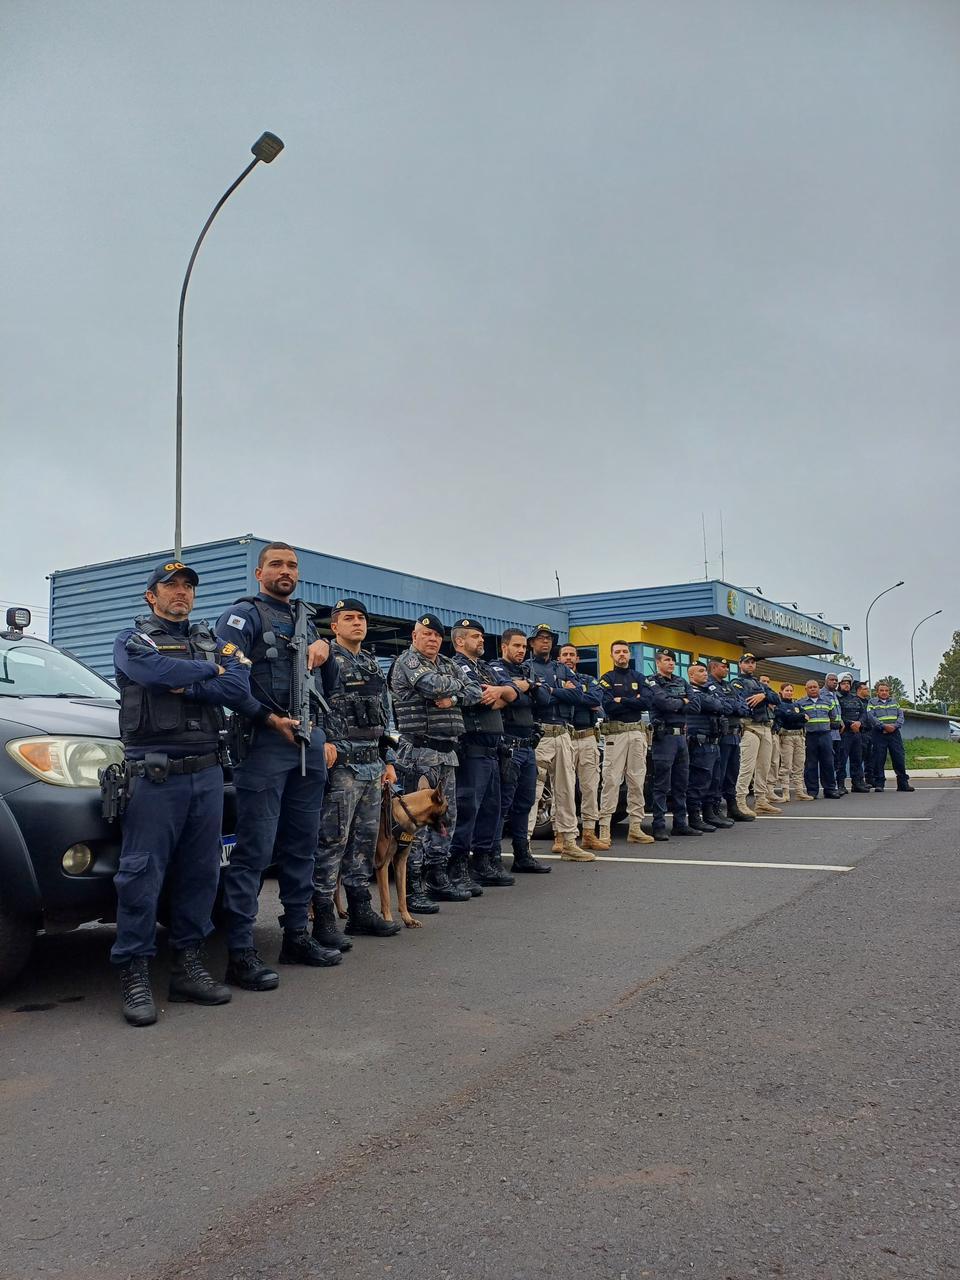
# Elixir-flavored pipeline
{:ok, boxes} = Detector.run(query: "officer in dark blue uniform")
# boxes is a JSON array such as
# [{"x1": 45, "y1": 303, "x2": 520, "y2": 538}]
[
  {"x1": 704, "y1": 658, "x2": 750, "y2": 823},
  {"x1": 488, "y1": 627, "x2": 552, "y2": 873},
  {"x1": 215, "y1": 541, "x2": 341, "y2": 991},
  {"x1": 449, "y1": 618, "x2": 519, "y2": 890},
  {"x1": 111, "y1": 560, "x2": 265, "y2": 1027},
  {"x1": 684, "y1": 660, "x2": 729, "y2": 832},
  {"x1": 647, "y1": 647, "x2": 702, "y2": 840}
]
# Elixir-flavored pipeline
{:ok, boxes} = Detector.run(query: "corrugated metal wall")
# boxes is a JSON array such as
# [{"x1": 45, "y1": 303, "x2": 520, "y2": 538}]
[
  {"x1": 49, "y1": 534, "x2": 569, "y2": 676},
  {"x1": 532, "y1": 581, "x2": 718, "y2": 626}
]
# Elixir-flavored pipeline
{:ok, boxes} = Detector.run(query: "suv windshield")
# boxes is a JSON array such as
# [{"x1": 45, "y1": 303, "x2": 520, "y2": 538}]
[{"x1": 0, "y1": 637, "x2": 118, "y2": 699}]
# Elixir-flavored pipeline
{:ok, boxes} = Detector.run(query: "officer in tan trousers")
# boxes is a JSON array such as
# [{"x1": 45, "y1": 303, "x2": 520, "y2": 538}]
[
  {"x1": 774, "y1": 683, "x2": 813, "y2": 801},
  {"x1": 760, "y1": 675, "x2": 784, "y2": 800},
  {"x1": 557, "y1": 643, "x2": 606, "y2": 852},
  {"x1": 730, "y1": 653, "x2": 782, "y2": 815},
  {"x1": 597, "y1": 640, "x2": 655, "y2": 846}
]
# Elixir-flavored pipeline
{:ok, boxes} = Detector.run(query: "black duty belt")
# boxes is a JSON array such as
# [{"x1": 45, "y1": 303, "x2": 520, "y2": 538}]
[
  {"x1": 661, "y1": 726, "x2": 686, "y2": 736},
  {"x1": 502, "y1": 734, "x2": 533, "y2": 749},
  {"x1": 127, "y1": 751, "x2": 221, "y2": 780},
  {"x1": 339, "y1": 742, "x2": 381, "y2": 765},
  {"x1": 407, "y1": 735, "x2": 458, "y2": 752},
  {"x1": 688, "y1": 734, "x2": 719, "y2": 745}
]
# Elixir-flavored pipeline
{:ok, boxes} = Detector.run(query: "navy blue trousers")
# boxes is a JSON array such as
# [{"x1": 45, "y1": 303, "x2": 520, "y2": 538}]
[
  {"x1": 111, "y1": 765, "x2": 223, "y2": 965},
  {"x1": 836, "y1": 731, "x2": 865, "y2": 785},
  {"x1": 708, "y1": 737, "x2": 740, "y2": 806},
  {"x1": 651, "y1": 734, "x2": 689, "y2": 827},
  {"x1": 221, "y1": 734, "x2": 327, "y2": 950},
  {"x1": 803, "y1": 733, "x2": 837, "y2": 798},
  {"x1": 687, "y1": 740, "x2": 720, "y2": 810},
  {"x1": 451, "y1": 750, "x2": 501, "y2": 858},
  {"x1": 499, "y1": 742, "x2": 538, "y2": 843},
  {"x1": 871, "y1": 729, "x2": 909, "y2": 788}
]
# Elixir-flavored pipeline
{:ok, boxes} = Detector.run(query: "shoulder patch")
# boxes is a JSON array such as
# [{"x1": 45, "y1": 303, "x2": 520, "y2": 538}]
[
  {"x1": 226, "y1": 613, "x2": 247, "y2": 630},
  {"x1": 402, "y1": 652, "x2": 423, "y2": 669},
  {"x1": 599, "y1": 679, "x2": 609, "y2": 688}
]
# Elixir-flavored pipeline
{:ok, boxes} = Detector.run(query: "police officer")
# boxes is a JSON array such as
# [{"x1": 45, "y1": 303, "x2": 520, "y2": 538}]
[
  {"x1": 449, "y1": 619, "x2": 519, "y2": 890},
  {"x1": 389, "y1": 613, "x2": 479, "y2": 907},
  {"x1": 488, "y1": 628, "x2": 552, "y2": 873},
  {"x1": 313, "y1": 599, "x2": 402, "y2": 948},
  {"x1": 834, "y1": 672, "x2": 872, "y2": 793},
  {"x1": 704, "y1": 658, "x2": 751, "y2": 823},
  {"x1": 796, "y1": 679, "x2": 842, "y2": 799},
  {"x1": 598, "y1": 640, "x2": 654, "y2": 847},
  {"x1": 526, "y1": 624, "x2": 594, "y2": 862},
  {"x1": 684, "y1": 660, "x2": 728, "y2": 832},
  {"x1": 774, "y1": 683, "x2": 812, "y2": 801},
  {"x1": 866, "y1": 681, "x2": 915, "y2": 792},
  {"x1": 759, "y1": 675, "x2": 784, "y2": 801},
  {"x1": 557, "y1": 643, "x2": 606, "y2": 851},
  {"x1": 111, "y1": 560, "x2": 263, "y2": 1026},
  {"x1": 821, "y1": 671, "x2": 844, "y2": 791},
  {"x1": 647, "y1": 647, "x2": 702, "y2": 840},
  {"x1": 730, "y1": 653, "x2": 781, "y2": 816},
  {"x1": 216, "y1": 542, "x2": 342, "y2": 992},
  {"x1": 856, "y1": 681, "x2": 875, "y2": 789}
]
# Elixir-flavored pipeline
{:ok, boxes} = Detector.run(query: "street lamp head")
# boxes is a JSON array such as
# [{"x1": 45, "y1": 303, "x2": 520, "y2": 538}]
[
  {"x1": 895, "y1": 580, "x2": 905, "y2": 587},
  {"x1": 252, "y1": 132, "x2": 285, "y2": 163}
]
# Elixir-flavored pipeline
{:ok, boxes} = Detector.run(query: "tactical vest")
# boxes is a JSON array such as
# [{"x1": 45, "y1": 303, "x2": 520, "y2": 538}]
[
  {"x1": 837, "y1": 690, "x2": 864, "y2": 724},
  {"x1": 235, "y1": 595, "x2": 302, "y2": 712},
  {"x1": 117, "y1": 615, "x2": 223, "y2": 752},
  {"x1": 685, "y1": 686, "x2": 721, "y2": 735},
  {"x1": 528, "y1": 657, "x2": 574, "y2": 724},
  {"x1": 459, "y1": 657, "x2": 504, "y2": 739},
  {"x1": 391, "y1": 651, "x2": 465, "y2": 742},
  {"x1": 651, "y1": 674, "x2": 690, "y2": 727},
  {"x1": 331, "y1": 645, "x2": 386, "y2": 742},
  {"x1": 734, "y1": 673, "x2": 772, "y2": 723},
  {"x1": 495, "y1": 661, "x2": 536, "y2": 735}
]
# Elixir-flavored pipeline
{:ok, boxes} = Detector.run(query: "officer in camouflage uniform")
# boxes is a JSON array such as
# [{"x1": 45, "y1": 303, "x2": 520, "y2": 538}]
[
  {"x1": 313, "y1": 598, "x2": 402, "y2": 949},
  {"x1": 389, "y1": 613, "x2": 480, "y2": 910}
]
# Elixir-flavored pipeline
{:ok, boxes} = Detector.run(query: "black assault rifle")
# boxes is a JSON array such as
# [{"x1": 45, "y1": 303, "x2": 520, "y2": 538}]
[{"x1": 290, "y1": 600, "x2": 332, "y2": 776}]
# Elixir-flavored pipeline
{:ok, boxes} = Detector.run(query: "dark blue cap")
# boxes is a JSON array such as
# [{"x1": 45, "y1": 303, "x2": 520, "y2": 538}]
[
  {"x1": 332, "y1": 597, "x2": 368, "y2": 618},
  {"x1": 147, "y1": 561, "x2": 199, "y2": 591}
]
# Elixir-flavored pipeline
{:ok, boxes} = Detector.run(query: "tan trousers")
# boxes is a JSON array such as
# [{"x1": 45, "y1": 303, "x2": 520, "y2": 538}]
[
  {"x1": 736, "y1": 723, "x2": 772, "y2": 803},
  {"x1": 767, "y1": 733, "x2": 782, "y2": 793},
  {"x1": 599, "y1": 728, "x2": 648, "y2": 823},
  {"x1": 570, "y1": 734, "x2": 601, "y2": 825},
  {"x1": 528, "y1": 731, "x2": 578, "y2": 838},
  {"x1": 778, "y1": 731, "x2": 806, "y2": 797}
]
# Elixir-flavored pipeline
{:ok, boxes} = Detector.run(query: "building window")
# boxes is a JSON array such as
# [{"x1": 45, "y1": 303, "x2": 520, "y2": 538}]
[
  {"x1": 629, "y1": 643, "x2": 693, "y2": 680},
  {"x1": 575, "y1": 645, "x2": 599, "y2": 677}
]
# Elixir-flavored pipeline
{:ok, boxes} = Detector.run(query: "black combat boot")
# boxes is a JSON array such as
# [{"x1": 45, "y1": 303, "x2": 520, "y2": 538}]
[
  {"x1": 277, "y1": 920, "x2": 343, "y2": 967},
  {"x1": 672, "y1": 820, "x2": 703, "y2": 836},
  {"x1": 686, "y1": 809, "x2": 715, "y2": 833},
  {"x1": 851, "y1": 781, "x2": 872, "y2": 793},
  {"x1": 897, "y1": 782, "x2": 915, "y2": 792},
  {"x1": 119, "y1": 956, "x2": 157, "y2": 1027},
  {"x1": 489, "y1": 849, "x2": 516, "y2": 885},
  {"x1": 405, "y1": 865, "x2": 440, "y2": 915},
  {"x1": 169, "y1": 946, "x2": 232, "y2": 1005},
  {"x1": 652, "y1": 826, "x2": 669, "y2": 842},
  {"x1": 510, "y1": 838, "x2": 551, "y2": 874},
  {"x1": 311, "y1": 895, "x2": 353, "y2": 951},
  {"x1": 703, "y1": 801, "x2": 734, "y2": 829},
  {"x1": 449, "y1": 851, "x2": 483, "y2": 897},
  {"x1": 225, "y1": 947, "x2": 280, "y2": 991},
  {"x1": 726, "y1": 798, "x2": 756, "y2": 822},
  {"x1": 345, "y1": 885, "x2": 402, "y2": 937},
  {"x1": 425, "y1": 862, "x2": 472, "y2": 902}
]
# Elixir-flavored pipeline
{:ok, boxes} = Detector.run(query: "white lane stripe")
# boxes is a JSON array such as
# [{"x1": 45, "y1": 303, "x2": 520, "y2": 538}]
[
  {"x1": 756, "y1": 815, "x2": 930, "y2": 822},
  {"x1": 535, "y1": 854, "x2": 852, "y2": 872}
]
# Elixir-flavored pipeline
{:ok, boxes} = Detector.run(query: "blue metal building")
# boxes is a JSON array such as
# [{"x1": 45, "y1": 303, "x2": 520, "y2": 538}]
[{"x1": 49, "y1": 534, "x2": 569, "y2": 677}]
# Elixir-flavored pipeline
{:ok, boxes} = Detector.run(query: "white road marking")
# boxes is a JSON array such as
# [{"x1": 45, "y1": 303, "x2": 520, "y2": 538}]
[
  {"x1": 536, "y1": 854, "x2": 852, "y2": 872},
  {"x1": 756, "y1": 815, "x2": 930, "y2": 822}
]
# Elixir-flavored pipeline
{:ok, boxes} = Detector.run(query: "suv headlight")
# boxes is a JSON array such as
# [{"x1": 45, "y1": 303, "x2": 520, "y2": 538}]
[{"x1": 6, "y1": 737, "x2": 125, "y2": 787}]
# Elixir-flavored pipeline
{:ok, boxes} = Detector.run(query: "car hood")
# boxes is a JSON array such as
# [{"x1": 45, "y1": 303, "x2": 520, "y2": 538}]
[{"x1": 0, "y1": 697, "x2": 120, "y2": 738}]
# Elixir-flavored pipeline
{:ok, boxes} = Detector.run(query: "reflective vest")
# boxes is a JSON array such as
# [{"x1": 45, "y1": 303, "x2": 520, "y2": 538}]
[
  {"x1": 799, "y1": 698, "x2": 833, "y2": 732},
  {"x1": 117, "y1": 615, "x2": 223, "y2": 753},
  {"x1": 868, "y1": 698, "x2": 901, "y2": 726}
]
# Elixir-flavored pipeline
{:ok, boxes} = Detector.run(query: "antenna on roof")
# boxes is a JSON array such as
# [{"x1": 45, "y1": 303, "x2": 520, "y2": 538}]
[
  {"x1": 555, "y1": 570, "x2": 561, "y2": 598},
  {"x1": 719, "y1": 510, "x2": 726, "y2": 580},
  {"x1": 701, "y1": 513, "x2": 708, "y2": 581}
]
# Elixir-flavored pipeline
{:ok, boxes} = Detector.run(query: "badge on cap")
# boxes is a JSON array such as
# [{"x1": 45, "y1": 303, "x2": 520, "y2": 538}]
[{"x1": 422, "y1": 616, "x2": 430, "y2": 625}]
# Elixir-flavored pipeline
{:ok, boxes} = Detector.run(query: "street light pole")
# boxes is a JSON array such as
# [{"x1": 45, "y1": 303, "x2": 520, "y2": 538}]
[
  {"x1": 910, "y1": 609, "x2": 942, "y2": 704},
  {"x1": 864, "y1": 579, "x2": 904, "y2": 689},
  {"x1": 174, "y1": 132, "x2": 285, "y2": 559}
]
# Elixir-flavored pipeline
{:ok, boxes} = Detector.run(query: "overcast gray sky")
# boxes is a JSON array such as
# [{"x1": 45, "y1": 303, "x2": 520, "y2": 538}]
[{"x1": 2, "y1": 1, "x2": 957, "y2": 687}]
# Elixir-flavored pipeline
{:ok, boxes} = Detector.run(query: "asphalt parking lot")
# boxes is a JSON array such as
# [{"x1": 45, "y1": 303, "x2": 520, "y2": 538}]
[{"x1": 2, "y1": 781, "x2": 958, "y2": 1280}]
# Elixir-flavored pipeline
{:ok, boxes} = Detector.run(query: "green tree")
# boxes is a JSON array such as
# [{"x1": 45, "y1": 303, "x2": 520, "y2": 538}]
[
  {"x1": 876, "y1": 674, "x2": 907, "y2": 703},
  {"x1": 931, "y1": 630, "x2": 960, "y2": 707}
]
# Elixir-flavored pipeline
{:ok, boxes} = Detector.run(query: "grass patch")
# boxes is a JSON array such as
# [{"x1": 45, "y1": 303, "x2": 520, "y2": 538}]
[{"x1": 902, "y1": 737, "x2": 960, "y2": 769}]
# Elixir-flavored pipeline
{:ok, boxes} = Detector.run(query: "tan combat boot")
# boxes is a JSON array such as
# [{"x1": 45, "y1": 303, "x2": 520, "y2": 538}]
[
  {"x1": 594, "y1": 819, "x2": 613, "y2": 850},
  {"x1": 581, "y1": 824, "x2": 608, "y2": 851},
  {"x1": 559, "y1": 834, "x2": 596, "y2": 862},
  {"x1": 754, "y1": 799, "x2": 782, "y2": 815},
  {"x1": 794, "y1": 791, "x2": 815, "y2": 802},
  {"x1": 627, "y1": 822, "x2": 655, "y2": 845},
  {"x1": 551, "y1": 833, "x2": 563, "y2": 854}
]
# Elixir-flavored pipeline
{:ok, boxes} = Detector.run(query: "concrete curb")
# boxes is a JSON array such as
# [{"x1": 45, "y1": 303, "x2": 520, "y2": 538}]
[{"x1": 888, "y1": 767, "x2": 960, "y2": 778}]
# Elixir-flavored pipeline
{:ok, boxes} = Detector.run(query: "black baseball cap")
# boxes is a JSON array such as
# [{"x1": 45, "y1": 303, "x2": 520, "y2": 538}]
[
  {"x1": 146, "y1": 561, "x2": 199, "y2": 591},
  {"x1": 415, "y1": 613, "x2": 445, "y2": 636},
  {"x1": 741, "y1": 652, "x2": 757, "y2": 662},
  {"x1": 332, "y1": 597, "x2": 368, "y2": 618},
  {"x1": 454, "y1": 617, "x2": 485, "y2": 635},
  {"x1": 529, "y1": 622, "x2": 559, "y2": 640}
]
